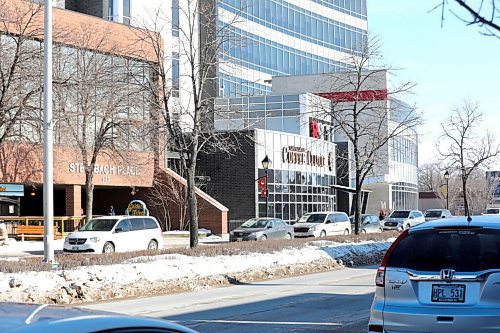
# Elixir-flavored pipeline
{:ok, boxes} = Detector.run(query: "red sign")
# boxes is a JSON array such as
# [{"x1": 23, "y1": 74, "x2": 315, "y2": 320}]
[
  {"x1": 310, "y1": 121, "x2": 319, "y2": 138},
  {"x1": 257, "y1": 176, "x2": 267, "y2": 189},
  {"x1": 261, "y1": 189, "x2": 268, "y2": 198}
]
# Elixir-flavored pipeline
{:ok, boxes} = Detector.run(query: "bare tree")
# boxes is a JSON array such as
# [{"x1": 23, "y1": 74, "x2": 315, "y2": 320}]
[
  {"x1": 418, "y1": 162, "x2": 444, "y2": 192},
  {"x1": 0, "y1": 0, "x2": 44, "y2": 150},
  {"x1": 318, "y1": 38, "x2": 422, "y2": 234},
  {"x1": 53, "y1": 24, "x2": 152, "y2": 219},
  {"x1": 438, "y1": 100, "x2": 500, "y2": 216},
  {"x1": 435, "y1": 0, "x2": 500, "y2": 37},
  {"x1": 132, "y1": 1, "x2": 242, "y2": 247}
]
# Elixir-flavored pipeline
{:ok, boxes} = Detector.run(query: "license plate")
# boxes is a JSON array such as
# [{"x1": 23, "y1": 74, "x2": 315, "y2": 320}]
[
  {"x1": 236, "y1": 237, "x2": 242, "y2": 242},
  {"x1": 72, "y1": 246, "x2": 79, "y2": 250},
  {"x1": 432, "y1": 284, "x2": 465, "y2": 303}
]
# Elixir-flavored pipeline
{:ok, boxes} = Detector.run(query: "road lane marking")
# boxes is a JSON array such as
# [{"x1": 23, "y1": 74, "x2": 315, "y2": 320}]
[{"x1": 190, "y1": 319, "x2": 342, "y2": 326}]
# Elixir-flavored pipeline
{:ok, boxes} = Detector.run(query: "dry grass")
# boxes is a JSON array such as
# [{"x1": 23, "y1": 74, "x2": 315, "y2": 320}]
[{"x1": 0, "y1": 231, "x2": 398, "y2": 273}]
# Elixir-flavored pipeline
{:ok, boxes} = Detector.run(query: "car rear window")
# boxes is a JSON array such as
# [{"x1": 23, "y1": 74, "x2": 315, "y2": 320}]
[
  {"x1": 425, "y1": 211, "x2": 441, "y2": 217},
  {"x1": 387, "y1": 228, "x2": 500, "y2": 271},
  {"x1": 130, "y1": 218, "x2": 145, "y2": 231},
  {"x1": 144, "y1": 218, "x2": 159, "y2": 229},
  {"x1": 389, "y1": 211, "x2": 410, "y2": 218}
]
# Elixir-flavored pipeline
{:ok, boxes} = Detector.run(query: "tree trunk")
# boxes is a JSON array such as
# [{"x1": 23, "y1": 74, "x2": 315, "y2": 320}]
[
  {"x1": 462, "y1": 174, "x2": 469, "y2": 216},
  {"x1": 187, "y1": 162, "x2": 199, "y2": 248},
  {"x1": 85, "y1": 172, "x2": 94, "y2": 220},
  {"x1": 354, "y1": 169, "x2": 362, "y2": 235}
]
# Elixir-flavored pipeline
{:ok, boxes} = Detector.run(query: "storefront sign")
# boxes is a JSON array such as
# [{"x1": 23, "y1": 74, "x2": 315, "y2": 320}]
[
  {"x1": 282, "y1": 146, "x2": 326, "y2": 167},
  {"x1": 126, "y1": 200, "x2": 149, "y2": 216},
  {"x1": 68, "y1": 163, "x2": 141, "y2": 176},
  {"x1": 0, "y1": 184, "x2": 24, "y2": 197}
]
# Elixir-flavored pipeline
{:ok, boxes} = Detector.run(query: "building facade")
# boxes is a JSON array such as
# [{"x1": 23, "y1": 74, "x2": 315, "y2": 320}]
[
  {"x1": 0, "y1": 0, "x2": 229, "y2": 234},
  {"x1": 272, "y1": 71, "x2": 419, "y2": 213}
]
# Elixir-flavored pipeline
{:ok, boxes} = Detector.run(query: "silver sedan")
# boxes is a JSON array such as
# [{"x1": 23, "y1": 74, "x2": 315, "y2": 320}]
[{"x1": 229, "y1": 218, "x2": 294, "y2": 241}]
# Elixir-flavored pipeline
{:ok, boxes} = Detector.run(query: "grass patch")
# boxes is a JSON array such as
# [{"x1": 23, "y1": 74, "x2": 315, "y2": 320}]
[{"x1": 0, "y1": 231, "x2": 398, "y2": 273}]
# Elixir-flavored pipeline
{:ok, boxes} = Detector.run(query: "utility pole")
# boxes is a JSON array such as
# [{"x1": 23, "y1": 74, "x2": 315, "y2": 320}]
[{"x1": 43, "y1": 0, "x2": 55, "y2": 264}]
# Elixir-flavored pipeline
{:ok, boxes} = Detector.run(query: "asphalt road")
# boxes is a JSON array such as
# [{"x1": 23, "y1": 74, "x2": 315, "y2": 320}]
[{"x1": 83, "y1": 265, "x2": 378, "y2": 333}]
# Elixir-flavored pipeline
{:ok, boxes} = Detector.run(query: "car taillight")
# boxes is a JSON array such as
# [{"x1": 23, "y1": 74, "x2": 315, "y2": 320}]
[
  {"x1": 375, "y1": 266, "x2": 385, "y2": 287},
  {"x1": 375, "y1": 229, "x2": 409, "y2": 287}
]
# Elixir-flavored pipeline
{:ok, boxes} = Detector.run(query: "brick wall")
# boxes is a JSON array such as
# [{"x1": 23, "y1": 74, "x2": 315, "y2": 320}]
[{"x1": 197, "y1": 131, "x2": 256, "y2": 222}]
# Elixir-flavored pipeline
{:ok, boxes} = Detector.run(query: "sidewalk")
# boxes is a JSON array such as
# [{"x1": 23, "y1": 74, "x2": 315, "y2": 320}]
[{"x1": 0, "y1": 233, "x2": 229, "y2": 258}]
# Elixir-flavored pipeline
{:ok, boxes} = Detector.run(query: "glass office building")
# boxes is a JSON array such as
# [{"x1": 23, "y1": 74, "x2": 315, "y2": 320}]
[{"x1": 217, "y1": 0, "x2": 368, "y2": 96}]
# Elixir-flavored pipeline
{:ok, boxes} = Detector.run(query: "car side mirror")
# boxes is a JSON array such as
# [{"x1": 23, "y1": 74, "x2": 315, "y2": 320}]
[
  {"x1": 326, "y1": 220, "x2": 332, "y2": 224},
  {"x1": 409, "y1": 216, "x2": 414, "y2": 219},
  {"x1": 115, "y1": 227, "x2": 123, "y2": 233},
  {"x1": 363, "y1": 221, "x2": 370, "y2": 225},
  {"x1": 267, "y1": 225, "x2": 273, "y2": 229}
]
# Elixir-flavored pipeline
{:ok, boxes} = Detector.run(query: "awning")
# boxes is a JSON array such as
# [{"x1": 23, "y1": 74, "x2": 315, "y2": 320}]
[{"x1": 330, "y1": 184, "x2": 371, "y2": 193}]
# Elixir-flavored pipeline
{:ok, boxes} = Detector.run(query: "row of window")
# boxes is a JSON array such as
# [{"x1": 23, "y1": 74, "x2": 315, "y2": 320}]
[
  {"x1": 223, "y1": 0, "x2": 367, "y2": 21},
  {"x1": 392, "y1": 182, "x2": 419, "y2": 211},
  {"x1": 220, "y1": 25, "x2": 352, "y2": 77},
  {"x1": 259, "y1": 202, "x2": 334, "y2": 222},
  {"x1": 391, "y1": 136, "x2": 418, "y2": 165},
  {"x1": 218, "y1": 73, "x2": 272, "y2": 97},
  {"x1": 220, "y1": 0, "x2": 367, "y2": 54},
  {"x1": 0, "y1": 34, "x2": 154, "y2": 152},
  {"x1": 310, "y1": 0, "x2": 367, "y2": 19}
]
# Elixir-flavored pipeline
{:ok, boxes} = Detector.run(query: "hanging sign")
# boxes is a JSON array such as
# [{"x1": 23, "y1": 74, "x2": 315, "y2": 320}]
[{"x1": 126, "y1": 200, "x2": 149, "y2": 216}]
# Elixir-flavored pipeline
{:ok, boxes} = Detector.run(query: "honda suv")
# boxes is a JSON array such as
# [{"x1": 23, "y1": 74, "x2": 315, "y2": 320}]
[{"x1": 369, "y1": 216, "x2": 500, "y2": 332}]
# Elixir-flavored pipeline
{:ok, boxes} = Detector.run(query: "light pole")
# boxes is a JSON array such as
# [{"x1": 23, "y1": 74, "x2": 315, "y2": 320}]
[
  {"x1": 444, "y1": 170, "x2": 450, "y2": 210},
  {"x1": 261, "y1": 155, "x2": 272, "y2": 217}
]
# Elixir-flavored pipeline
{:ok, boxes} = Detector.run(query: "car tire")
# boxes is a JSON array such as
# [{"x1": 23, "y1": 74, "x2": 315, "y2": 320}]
[
  {"x1": 147, "y1": 240, "x2": 158, "y2": 251},
  {"x1": 378, "y1": 228, "x2": 383, "y2": 233},
  {"x1": 102, "y1": 242, "x2": 115, "y2": 254},
  {"x1": 362, "y1": 229, "x2": 367, "y2": 234},
  {"x1": 344, "y1": 229, "x2": 350, "y2": 235},
  {"x1": 285, "y1": 233, "x2": 292, "y2": 240},
  {"x1": 260, "y1": 235, "x2": 267, "y2": 241},
  {"x1": 320, "y1": 230, "x2": 326, "y2": 238}
]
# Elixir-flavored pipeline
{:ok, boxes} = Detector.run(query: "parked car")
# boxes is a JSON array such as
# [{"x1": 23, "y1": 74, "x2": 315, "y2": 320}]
[
  {"x1": 483, "y1": 207, "x2": 500, "y2": 215},
  {"x1": 382, "y1": 210, "x2": 425, "y2": 231},
  {"x1": 424, "y1": 208, "x2": 453, "y2": 221},
  {"x1": 0, "y1": 302, "x2": 197, "y2": 333},
  {"x1": 63, "y1": 215, "x2": 164, "y2": 254},
  {"x1": 369, "y1": 215, "x2": 500, "y2": 333},
  {"x1": 229, "y1": 217, "x2": 293, "y2": 241},
  {"x1": 293, "y1": 212, "x2": 351, "y2": 237},
  {"x1": 350, "y1": 214, "x2": 383, "y2": 233}
]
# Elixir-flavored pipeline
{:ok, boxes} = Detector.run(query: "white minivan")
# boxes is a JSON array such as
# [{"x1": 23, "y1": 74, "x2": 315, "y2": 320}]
[
  {"x1": 293, "y1": 211, "x2": 351, "y2": 237},
  {"x1": 63, "y1": 216, "x2": 164, "y2": 254}
]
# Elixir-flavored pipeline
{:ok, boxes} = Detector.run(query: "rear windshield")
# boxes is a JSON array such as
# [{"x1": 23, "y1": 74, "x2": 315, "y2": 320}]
[
  {"x1": 425, "y1": 210, "x2": 442, "y2": 217},
  {"x1": 298, "y1": 214, "x2": 327, "y2": 223},
  {"x1": 388, "y1": 211, "x2": 410, "y2": 218},
  {"x1": 388, "y1": 229, "x2": 500, "y2": 271}
]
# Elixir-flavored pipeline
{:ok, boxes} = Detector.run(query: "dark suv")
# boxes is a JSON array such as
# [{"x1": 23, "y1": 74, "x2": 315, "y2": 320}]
[{"x1": 369, "y1": 216, "x2": 500, "y2": 332}]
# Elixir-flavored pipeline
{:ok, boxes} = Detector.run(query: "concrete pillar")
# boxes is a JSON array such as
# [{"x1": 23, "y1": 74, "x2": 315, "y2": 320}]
[{"x1": 65, "y1": 185, "x2": 82, "y2": 216}]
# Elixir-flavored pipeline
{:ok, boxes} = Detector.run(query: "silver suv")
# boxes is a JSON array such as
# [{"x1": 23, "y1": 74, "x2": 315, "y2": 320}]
[
  {"x1": 369, "y1": 216, "x2": 500, "y2": 332},
  {"x1": 382, "y1": 210, "x2": 425, "y2": 231}
]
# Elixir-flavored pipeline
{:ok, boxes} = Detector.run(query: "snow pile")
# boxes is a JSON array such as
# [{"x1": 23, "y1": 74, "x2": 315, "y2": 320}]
[{"x1": 0, "y1": 240, "x2": 391, "y2": 304}]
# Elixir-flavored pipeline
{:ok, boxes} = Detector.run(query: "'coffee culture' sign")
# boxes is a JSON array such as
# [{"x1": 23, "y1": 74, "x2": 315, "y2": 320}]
[{"x1": 282, "y1": 146, "x2": 326, "y2": 167}]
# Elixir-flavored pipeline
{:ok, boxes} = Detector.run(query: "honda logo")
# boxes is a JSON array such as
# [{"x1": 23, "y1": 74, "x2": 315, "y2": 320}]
[{"x1": 440, "y1": 268, "x2": 455, "y2": 280}]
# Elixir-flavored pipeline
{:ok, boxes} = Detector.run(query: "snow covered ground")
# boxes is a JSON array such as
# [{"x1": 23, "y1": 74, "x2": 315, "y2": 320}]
[{"x1": 0, "y1": 236, "x2": 393, "y2": 304}]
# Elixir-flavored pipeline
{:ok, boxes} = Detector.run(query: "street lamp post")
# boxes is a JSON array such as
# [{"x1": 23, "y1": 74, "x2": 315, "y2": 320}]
[
  {"x1": 261, "y1": 155, "x2": 272, "y2": 217},
  {"x1": 444, "y1": 170, "x2": 450, "y2": 210}
]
